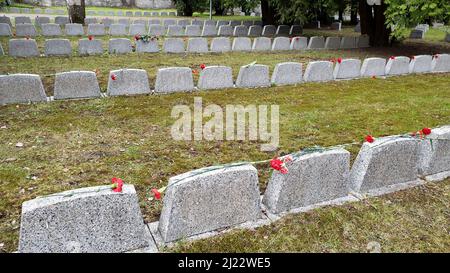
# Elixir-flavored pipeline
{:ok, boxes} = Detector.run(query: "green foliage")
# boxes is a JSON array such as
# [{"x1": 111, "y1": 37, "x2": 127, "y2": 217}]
[
  {"x1": 385, "y1": 0, "x2": 450, "y2": 40},
  {"x1": 268, "y1": 0, "x2": 340, "y2": 25},
  {"x1": 223, "y1": 0, "x2": 259, "y2": 15},
  {"x1": 172, "y1": 0, "x2": 209, "y2": 16}
]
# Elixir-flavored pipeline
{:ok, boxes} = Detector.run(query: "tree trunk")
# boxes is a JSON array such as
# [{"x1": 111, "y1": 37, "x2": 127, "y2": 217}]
[
  {"x1": 68, "y1": 0, "x2": 85, "y2": 25},
  {"x1": 358, "y1": 0, "x2": 390, "y2": 46},
  {"x1": 260, "y1": 0, "x2": 276, "y2": 25},
  {"x1": 350, "y1": 0, "x2": 358, "y2": 24}
]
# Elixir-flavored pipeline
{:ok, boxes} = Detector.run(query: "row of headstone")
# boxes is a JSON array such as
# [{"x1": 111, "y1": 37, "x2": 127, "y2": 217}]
[
  {"x1": 18, "y1": 123, "x2": 450, "y2": 250},
  {"x1": 3, "y1": 36, "x2": 371, "y2": 57},
  {"x1": 7, "y1": 16, "x2": 70, "y2": 27},
  {"x1": 2, "y1": 54, "x2": 449, "y2": 105},
  {"x1": 6, "y1": 7, "x2": 66, "y2": 15},
  {"x1": 4, "y1": 7, "x2": 176, "y2": 17}
]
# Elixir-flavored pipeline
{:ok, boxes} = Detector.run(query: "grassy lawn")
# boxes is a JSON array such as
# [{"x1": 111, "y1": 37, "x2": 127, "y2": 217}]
[{"x1": 1, "y1": 34, "x2": 450, "y2": 253}]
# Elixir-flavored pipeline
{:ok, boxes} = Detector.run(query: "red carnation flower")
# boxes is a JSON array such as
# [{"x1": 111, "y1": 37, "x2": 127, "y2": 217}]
[
  {"x1": 434, "y1": 54, "x2": 439, "y2": 59},
  {"x1": 337, "y1": 57, "x2": 342, "y2": 64},
  {"x1": 151, "y1": 188, "x2": 161, "y2": 200},
  {"x1": 295, "y1": 37, "x2": 300, "y2": 41},
  {"x1": 134, "y1": 34, "x2": 141, "y2": 41},
  {"x1": 270, "y1": 157, "x2": 289, "y2": 174},
  {"x1": 88, "y1": 35, "x2": 93, "y2": 41},
  {"x1": 111, "y1": 74, "x2": 117, "y2": 81},
  {"x1": 410, "y1": 56, "x2": 415, "y2": 60},
  {"x1": 421, "y1": 127, "x2": 431, "y2": 135},
  {"x1": 365, "y1": 135, "x2": 375, "y2": 143},
  {"x1": 390, "y1": 56, "x2": 395, "y2": 60},
  {"x1": 111, "y1": 177, "x2": 124, "y2": 193},
  {"x1": 200, "y1": 64, "x2": 206, "y2": 70}
]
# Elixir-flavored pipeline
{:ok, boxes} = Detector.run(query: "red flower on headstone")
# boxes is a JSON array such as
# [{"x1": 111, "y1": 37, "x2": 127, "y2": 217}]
[
  {"x1": 151, "y1": 188, "x2": 161, "y2": 200},
  {"x1": 411, "y1": 56, "x2": 415, "y2": 60},
  {"x1": 390, "y1": 56, "x2": 395, "y2": 60},
  {"x1": 200, "y1": 64, "x2": 206, "y2": 70},
  {"x1": 337, "y1": 57, "x2": 342, "y2": 64},
  {"x1": 111, "y1": 74, "x2": 117, "y2": 81},
  {"x1": 365, "y1": 135, "x2": 375, "y2": 143},
  {"x1": 421, "y1": 127, "x2": 431, "y2": 135},
  {"x1": 111, "y1": 177, "x2": 124, "y2": 193},
  {"x1": 434, "y1": 54, "x2": 439, "y2": 59},
  {"x1": 295, "y1": 37, "x2": 300, "y2": 41},
  {"x1": 134, "y1": 34, "x2": 141, "y2": 41},
  {"x1": 88, "y1": 35, "x2": 93, "y2": 41},
  {"x1": 270, "y1": 157, "x2": 289, "y2": 174}
]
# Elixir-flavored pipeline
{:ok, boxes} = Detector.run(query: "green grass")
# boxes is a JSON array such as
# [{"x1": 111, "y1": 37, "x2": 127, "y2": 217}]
[{"x1": 171, "y1": 179, "x2": 450, "y2": 253}]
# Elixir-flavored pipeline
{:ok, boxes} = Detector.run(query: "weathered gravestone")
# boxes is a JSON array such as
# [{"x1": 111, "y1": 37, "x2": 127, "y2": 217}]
[
  {"x1": 136, "y1": 39, "x2": 159, "y2": 53},
  {"x1": 232, "y1": 37, "x2": 252, "y2": 51},
  {"x1": 324, "y1": 37, "x2": 341, "y2": 49},
  {"x1": 271, "y1": 37, "x2": 290, "y2": 51},
  {"x1": 290, "y1": 37, "x2": 308, "y2": 50},
  {"x1": 191, "y1": 20, "x2": 204, "y2": 27},
  {"x1": 148, "y1": 24, "x2": 165, "y2": 36},
  {"x1": 360, "y1": 57, "x2": 386, "y2": 77},
  {"x1": 125, "y1": 11, "x2": 133, "y2": 17},
  {"x1": 385, "y1": 56, "x2": 410, "y2": 75},
  {"x1": 84, "y1": 18, "x2": 98, "y2": 25},
  {"x1": 18, "y1": 184, "x2": 152, "y2": 253},
  {"x1": 0, "y1": 23, "x2": 12, "y2": 36},
  {"x1": 333, "y1": 58, "x2": 361, "y2": 79},
  {"x1": 168, "y1": 11, "x2": 177, "y2": 16},
  {"x1": 116, "y1": 11, "x2": 124, "y2": 16},
  {"x1": 242, "y1": 21, "x2": 253, "y2": 28},
  {"x1": 107, "y1": 69, "x2": 151, "y2": 96},
  {"x1": 349, "y1": 136, "x2": 421, "y2": 193},
  {"x1": 354, "y1": 22, "x2": 361, "y2": 32},
  {"x1": 118, "y1": 18, "x2": 130, "y2": 26},
  {"x1": 303, "y1": 61, "x2": 334, "y2": 82},
  {"x1": 148, "y1": 19, "x2": 161, "y2": 25},
  {"x1": 275, "y1": 25, "x2": 290, "y2": 36},
  {"x1": 16, "y1": 23, "x2": 37, "y2": 37},
  {"x1": 154, "y1": 67, "x2": 194, "y2": 93},
  {"x1": 230, "y1": 20, "x2": 241, "y2": 27},
  {"x1": 108, "y1": 38, "x2": 132, "y2": 54},
  {"x1": 159, "y1": 11, "x2": 167, "y2": 16},
  {"x1": 55, "y1": 16, "x2": 69, "y2": 25},
  {"x1": 54, "y1": 71, "x2": 102, "y2": 100},
  {"x1": 330, "y1": 22, "x2": 341, "y2": 31},
  {"x1": 41, "y1": 23, "x2": 62, "y2": 36},
  {"x1": 0, "y1": 43, "x2": 3, "y2": 55},
  {"x1": 134, "y1": 11, "x2": 142, "y2": 17},
  {"x1": 9, "y1": 39, "x2": 39, "y2": 57},
  {"x1": 236, "y1": 64, "x2": 270, "y2": 88},
  {"x1": 65, "y1": 23, "x2": 84, "y2": 36},
  {"x1": 431, "y1": 53, "x2": 450, "y2": 72},
  {"x1": 409, "y1": 29, "x2": 424, "y2": 39},
  {"x1": 35, "y1": 16, "x2": 50, "y2": 27},
  {"x1": 129, "y1": 24, "x2": 146, "y2": 36},
  {"x1": 210, "y1": 37, "x2": 231, "y2": 52},
  {"x1": 233, "y1": 25, "x2": 248, "y2": 37},
  {"x1": 408, "y1": 55, "x2": 432, "y2": 73},
  {"x1": 44, "y1": 39, "x2": 72, "y2": 56},
  {"x1": 198, "y1": 66, "x2": 234, "y2": 90},
  {"x1": 418, "y1": 126, "x2": 450, "y2": 181},
  {"x1": 262, "y1": 149, "x2": 350, "y2": 214},
  {"x1": 167, "y1": 25, "x2": 184, "y2": 36},
  {"x1": 218, "y1": 25, "x2": 233, "y2": 36},
  {"x1": 0, "y1": 74, "x2": 47, "y2": 105},
  {"x1": 248, "y1": 25, "x2": 262, "y2": 37},
  {"x1": 271, "y1": 62, "x2": 302, "y2": 85},
  {"x1": 177, "y1": 19, "x2": 190, "y2": 28},
  {"x1": 101, "y1": 18, "x2": 114, "y2": 27},
  {"x1": 163, "y1": 38, "x2": 185, "y2": 53},
  {"x1": 163, "y1": 19, "x2": 176, "y2": 27},
  {"x1": 78, "y1": 39, "x2": 103, "y2": 55},
  {"x1": 15, "y1": 16, "x2": 32, "y2": 25},
  {"x1": 357, "y1": 34, "x2": 370, "y2": 48},
  {"x1": 290, "y1": 25, "x2": 303, "y2": 36},
  {"x1": 150, "y1": 12, "x2": 158, "y2": 16},
  {"x1": 0, "y1": 16, "x2": 12, "y2": 27},
  {"x1": 34, "y1": 8, "x2": 43, "y2": 14},
  {"x1": 201, "y1": 25, "x2": 217, "y2": 36},
  {"x1": 157, "y1": 165, "x2": 261, "y2": 243},
  {"x1": 185, "y1": 25, "x2": 201, "y2": 36},
  {"x1": 87, "y1": 24, "x2": 106, "y2": 36},
  {"x1": 252, "y1": 37, "x2": 271, "y2": 51},
  {"x1": 109, "y1": 24, "x2": 127, "y2": 36},
  {"x1": 187, "y1": 37, "x2": 208, "y2": 53},
  {"x1": 340, "y1": 36, "x2": 357, "y2": 49},
  {"x1": 307, "y1": 36, "x2": 325, "y2": 49},
  {"x1": 262, "y1": 25, "x2": 276, "y2": 37},
  {"x1": 216, "y1": 20, "x2": 229, "y2": 27}
]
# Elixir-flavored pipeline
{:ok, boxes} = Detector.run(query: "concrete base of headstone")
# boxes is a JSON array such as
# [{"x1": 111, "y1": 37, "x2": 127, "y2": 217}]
[
  {"x1": 271, "y1": 62, "x2": 302, "y2": 86},
  {"x1": 157, "y1": 164, "x2": 262, "y2": 243},
  {"x1": 304, "y1": 61, "x2": 334, "y2": 82},
  {"x1": 360, "y1": 57, "x2": 386, "y2": 77},
  {"x1": 352, "y1": 179, "x2": 425, "y2": 198},
  {"x1": 198, "y1": 66, "x2": 234, "y2": 90},
  {"x1": 0, "y1": 74, "x2": 47, "y2": 105},
  {"x1": 236, "y1": 64, "x2": 270, "y2": 88},
  {"x1": 349, "y1": 136, "x2": 421, "y2": 193},
  {"x1": 107, "y1": 69, "x2": 151, "y2": 96},
  {"x1": 424, "y1": 171, "x2": 450, "y2": 182},
  {"x1": 154, "y1": 67, "x2": 194, "y2": 93},
  {"x1": 18, "y1": 184, "x2": 151, "y2": 253},
  {"x1": 54, "y1": 71, "x2": 102, "y2": 100}
]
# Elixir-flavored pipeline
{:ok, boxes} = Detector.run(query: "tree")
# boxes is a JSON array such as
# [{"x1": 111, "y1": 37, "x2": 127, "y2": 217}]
[
  {"x1": 173, "y1": 0, "x2": 209, "y2": 16},
  {"x1": 224, "y1": 0, "x2": 259, "y2": 15},
  {"x1": 67, "y1": 0, "x2": 85, "y2": 24},
  {"x1": 359, "y1": 0, "x2": 391, "y2": 46}
]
